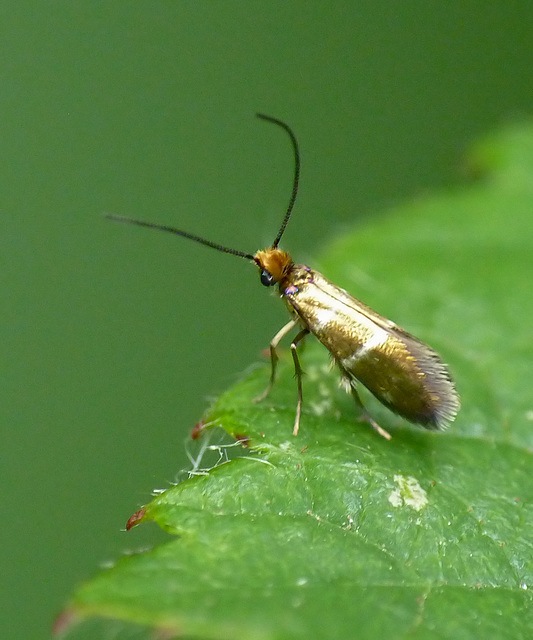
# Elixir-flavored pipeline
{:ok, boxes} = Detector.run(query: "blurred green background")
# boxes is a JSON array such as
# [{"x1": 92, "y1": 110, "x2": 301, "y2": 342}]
[{"x1": 2, "y1": 3, "x2": 533, "y2": 638}]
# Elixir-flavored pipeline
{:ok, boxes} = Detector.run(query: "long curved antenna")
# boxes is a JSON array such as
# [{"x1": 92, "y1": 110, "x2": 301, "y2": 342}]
[
  {"x1": 256, "y1": 114, "x2": 300, "y2": 249},
  {"x1": 105, "y1": 214, "x2": 255, "y2": 261}
]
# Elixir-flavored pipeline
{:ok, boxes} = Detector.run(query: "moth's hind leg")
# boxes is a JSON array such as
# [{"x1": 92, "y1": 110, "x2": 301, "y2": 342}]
[
  {"x1": 338, "y1": 366, "x2": 392, "y2": 441},
  {"x1": 254, "y1": 319, "x2": 298, "y2": 403},
  {"x1": 350, "y1": 385, "x2": 392, "y2": 441}
]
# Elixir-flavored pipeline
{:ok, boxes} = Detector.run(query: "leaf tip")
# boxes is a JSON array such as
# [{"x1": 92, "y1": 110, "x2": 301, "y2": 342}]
[{"x1": 126, "y1": 507, "x2": 146, "y2": 530}]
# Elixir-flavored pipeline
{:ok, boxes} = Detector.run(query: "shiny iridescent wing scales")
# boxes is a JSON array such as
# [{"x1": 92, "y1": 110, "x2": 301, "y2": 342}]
[{"x1": 281, "y1": 266, "x2": 460, "y2": 429}]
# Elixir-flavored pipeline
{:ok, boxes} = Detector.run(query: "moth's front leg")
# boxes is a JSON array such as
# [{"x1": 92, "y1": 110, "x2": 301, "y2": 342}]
[{"x1": 254, "y1": 318, "x2": 299, "y2": 404}]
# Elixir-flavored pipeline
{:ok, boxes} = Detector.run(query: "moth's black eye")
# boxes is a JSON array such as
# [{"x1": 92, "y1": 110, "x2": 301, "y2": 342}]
[{"x1": 260, "y1": 269, "x2": 276, "y2": 287}]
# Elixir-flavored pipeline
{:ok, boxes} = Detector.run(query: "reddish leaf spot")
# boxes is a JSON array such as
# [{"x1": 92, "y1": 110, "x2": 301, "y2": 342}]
[
  {"x1": 126, "y1": 508, "x2": 146, "y2": 531},
  {"x1": 234, "y1": 433, "x2": 250, "y2": 448},
  {"x1": 52, "y1": 608, "x2": 79, "y2": 636},
  {"x1": 191, "y1": 421, "x2": 207, "y2": 440}
]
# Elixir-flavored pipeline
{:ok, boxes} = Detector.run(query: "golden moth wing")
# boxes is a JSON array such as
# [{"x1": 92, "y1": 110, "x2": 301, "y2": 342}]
[{"x1": 283, "y1": 267, "x2": 460, "y2": 429}]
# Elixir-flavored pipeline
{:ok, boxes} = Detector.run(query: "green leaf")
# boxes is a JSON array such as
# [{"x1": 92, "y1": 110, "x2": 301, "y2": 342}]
[{"x1": 66, "y1": 122, "x2": 533, "y2": 640}]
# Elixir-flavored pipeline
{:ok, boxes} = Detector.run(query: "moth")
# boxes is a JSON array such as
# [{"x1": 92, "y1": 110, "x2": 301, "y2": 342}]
[{"x1": 108, "y1": 114, "x2": 460, "y2": 440}]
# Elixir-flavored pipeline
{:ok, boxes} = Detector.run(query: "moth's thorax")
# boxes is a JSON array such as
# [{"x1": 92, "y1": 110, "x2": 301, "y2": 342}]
[
  {"x1": 278, "y1": 263, "x2": 314, "y2": 294},
  {"x1": 254, "y1": 248, "x2": 293, "y2": 282}
]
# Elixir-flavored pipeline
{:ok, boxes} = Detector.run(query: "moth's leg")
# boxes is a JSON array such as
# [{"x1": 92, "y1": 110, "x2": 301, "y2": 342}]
[
  {"x1": 290, "y1": 328, "x2": 310, "y2": 436},
  {"x1": 254, "y1": 318, "x2": 298, "y2": 403},
  {"x1": 349, "y1": 383, "x2": 392, "y2": 441}
]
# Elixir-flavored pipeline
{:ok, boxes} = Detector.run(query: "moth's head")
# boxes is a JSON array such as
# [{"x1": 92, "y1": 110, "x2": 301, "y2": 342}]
[{"x1": 254, "y1": 248, "x2": 293, "y2": 287}]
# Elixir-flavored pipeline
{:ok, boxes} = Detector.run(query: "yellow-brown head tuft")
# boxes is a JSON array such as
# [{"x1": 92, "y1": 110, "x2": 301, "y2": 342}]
[{"x1": 254, "y1": 249, "x2": 293, "y2": 284}]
